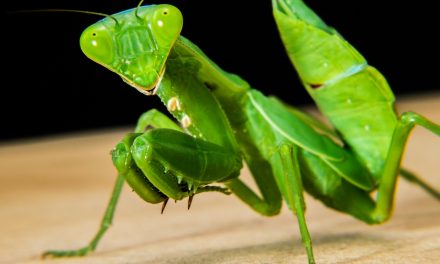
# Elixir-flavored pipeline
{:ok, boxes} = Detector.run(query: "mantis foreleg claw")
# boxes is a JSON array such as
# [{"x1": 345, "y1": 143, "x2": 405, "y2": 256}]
[
  {"x1": 161, "y1": 198, "x2": 169, "y2": 214},
  {"x1": 187, "y1": 195, "x2": 194, "y2": 210}
]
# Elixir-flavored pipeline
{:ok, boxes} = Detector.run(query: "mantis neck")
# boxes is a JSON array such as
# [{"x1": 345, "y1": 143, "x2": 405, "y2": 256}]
[{"x1": 169, "y1": 37, "x2": 251, "y2": 122}]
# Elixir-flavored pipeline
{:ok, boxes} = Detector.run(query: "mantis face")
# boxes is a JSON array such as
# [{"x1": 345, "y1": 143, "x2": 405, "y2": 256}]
[{"x1": 80, "y1": 4, "x2": 183, "y2": 94}]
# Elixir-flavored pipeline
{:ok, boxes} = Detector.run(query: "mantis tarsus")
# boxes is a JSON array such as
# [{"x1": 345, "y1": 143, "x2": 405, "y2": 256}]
[{"x1": 42, "y1": 1, "x2": 440, "y2": 263}]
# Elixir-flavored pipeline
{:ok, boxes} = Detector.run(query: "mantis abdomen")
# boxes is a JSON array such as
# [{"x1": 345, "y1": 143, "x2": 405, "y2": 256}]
[
  {"x1": 273, "y1": 3, "x2": 398, "y2": 180},
  {"x1": 309, "y1": 66, "x2": 398, "y2": 181}
]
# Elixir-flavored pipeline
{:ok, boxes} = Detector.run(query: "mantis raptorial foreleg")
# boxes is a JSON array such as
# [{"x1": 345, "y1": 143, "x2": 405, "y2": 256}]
[
  {"x1": 135, "y1": 109, "x2": 182, "y2": 133},
  {"x1": 43, "y1": 110, "x2": 179, "y2": 257}
]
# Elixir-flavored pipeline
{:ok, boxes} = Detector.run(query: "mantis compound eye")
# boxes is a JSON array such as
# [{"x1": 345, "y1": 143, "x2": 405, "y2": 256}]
[
  {"x1": 150, "y1": 5, "x2": 183, "y2": 47},
  {"x1": 80, "y1": 24, "x2": 114, "y2": 66}
]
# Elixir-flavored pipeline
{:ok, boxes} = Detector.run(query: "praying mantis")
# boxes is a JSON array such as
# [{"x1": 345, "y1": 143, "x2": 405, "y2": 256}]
[{"x1": 41, "y1": 1, "x2": 440, "y2": 263}]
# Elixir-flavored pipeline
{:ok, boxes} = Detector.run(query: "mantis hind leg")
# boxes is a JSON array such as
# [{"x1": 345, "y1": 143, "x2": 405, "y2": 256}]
[
  {"x1": 400, "y1": 168, "x2": 440, "y2": 200},
  {"x1": 42, "y1": 109, "x2": 181, "y2": 258},
  {"x1": 321, "y1": 112, "x2": 440, "y2": 224},
  {"x1": 297, "y1": 111, "x2": 440, "y2": 225},
  {"x1": 373, "y1": 112, "x2": 440, "y2": 222}
]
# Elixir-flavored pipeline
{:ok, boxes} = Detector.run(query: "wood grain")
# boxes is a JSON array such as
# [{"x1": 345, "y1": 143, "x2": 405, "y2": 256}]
[{"x1": 0, "y1": 94, "x2": 439, "y2": 264}]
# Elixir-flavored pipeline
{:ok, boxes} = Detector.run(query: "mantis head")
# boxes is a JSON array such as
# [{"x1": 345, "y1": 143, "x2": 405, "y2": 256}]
[{"x1": 80, "y1": 4, "x2": 183, "y2": 95}]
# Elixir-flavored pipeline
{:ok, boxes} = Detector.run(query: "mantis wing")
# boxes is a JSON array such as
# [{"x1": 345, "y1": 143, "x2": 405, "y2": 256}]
[
  {"x1": 268, "y1": 96, "x2": 343, "y2": 146},
  {"x1": 248, "y1": 90, "x2": 375, "y2": 191}
]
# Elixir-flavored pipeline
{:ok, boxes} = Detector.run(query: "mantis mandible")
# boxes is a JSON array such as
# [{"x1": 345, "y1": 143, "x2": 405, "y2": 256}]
[{"x1": 42, "y1": 1, "x2": 440, "y2": 263}]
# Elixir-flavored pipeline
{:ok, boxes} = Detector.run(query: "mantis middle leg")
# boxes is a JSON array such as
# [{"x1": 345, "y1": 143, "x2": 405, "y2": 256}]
[
  {"x1": 270, "y1": 143, "x2": 315, "y2": 263},
  {"x1": 298, "y1": 112, "x2": 440, "y2": 225}
]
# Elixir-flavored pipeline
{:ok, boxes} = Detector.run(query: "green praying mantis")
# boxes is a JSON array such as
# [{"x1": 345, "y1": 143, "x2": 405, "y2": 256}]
[{"x1": 42, "y1": 0, "x2": 440, "y2": 263}]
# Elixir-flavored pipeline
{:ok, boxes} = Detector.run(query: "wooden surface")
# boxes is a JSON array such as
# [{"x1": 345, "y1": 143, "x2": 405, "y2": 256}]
[{"x1": 1, "y1": 94, "x2": 439, "y2": 264}]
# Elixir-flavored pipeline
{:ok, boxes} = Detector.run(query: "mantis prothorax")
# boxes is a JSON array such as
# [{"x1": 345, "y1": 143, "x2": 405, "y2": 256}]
[{"x1": 42, "y1": 1, "x2": 440, "y2": 263}]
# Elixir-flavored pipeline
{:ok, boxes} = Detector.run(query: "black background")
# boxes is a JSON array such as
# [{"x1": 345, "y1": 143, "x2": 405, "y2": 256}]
[{"x1": 3, "y1": 0, "x2": 439, "y2": 141}]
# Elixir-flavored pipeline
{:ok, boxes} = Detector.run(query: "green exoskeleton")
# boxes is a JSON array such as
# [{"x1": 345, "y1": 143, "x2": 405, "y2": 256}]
[{"x1": 43, "y1": 1, "x2": 440, "y2": 263}]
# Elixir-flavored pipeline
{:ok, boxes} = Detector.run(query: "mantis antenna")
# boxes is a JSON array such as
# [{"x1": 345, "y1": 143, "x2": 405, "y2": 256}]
[
  {"x1": 134, "y1": 0, "x2": 146, "y2": 19},
  {"x1": 12, "y1": 9, "x2": 121, "y2": 27}
]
